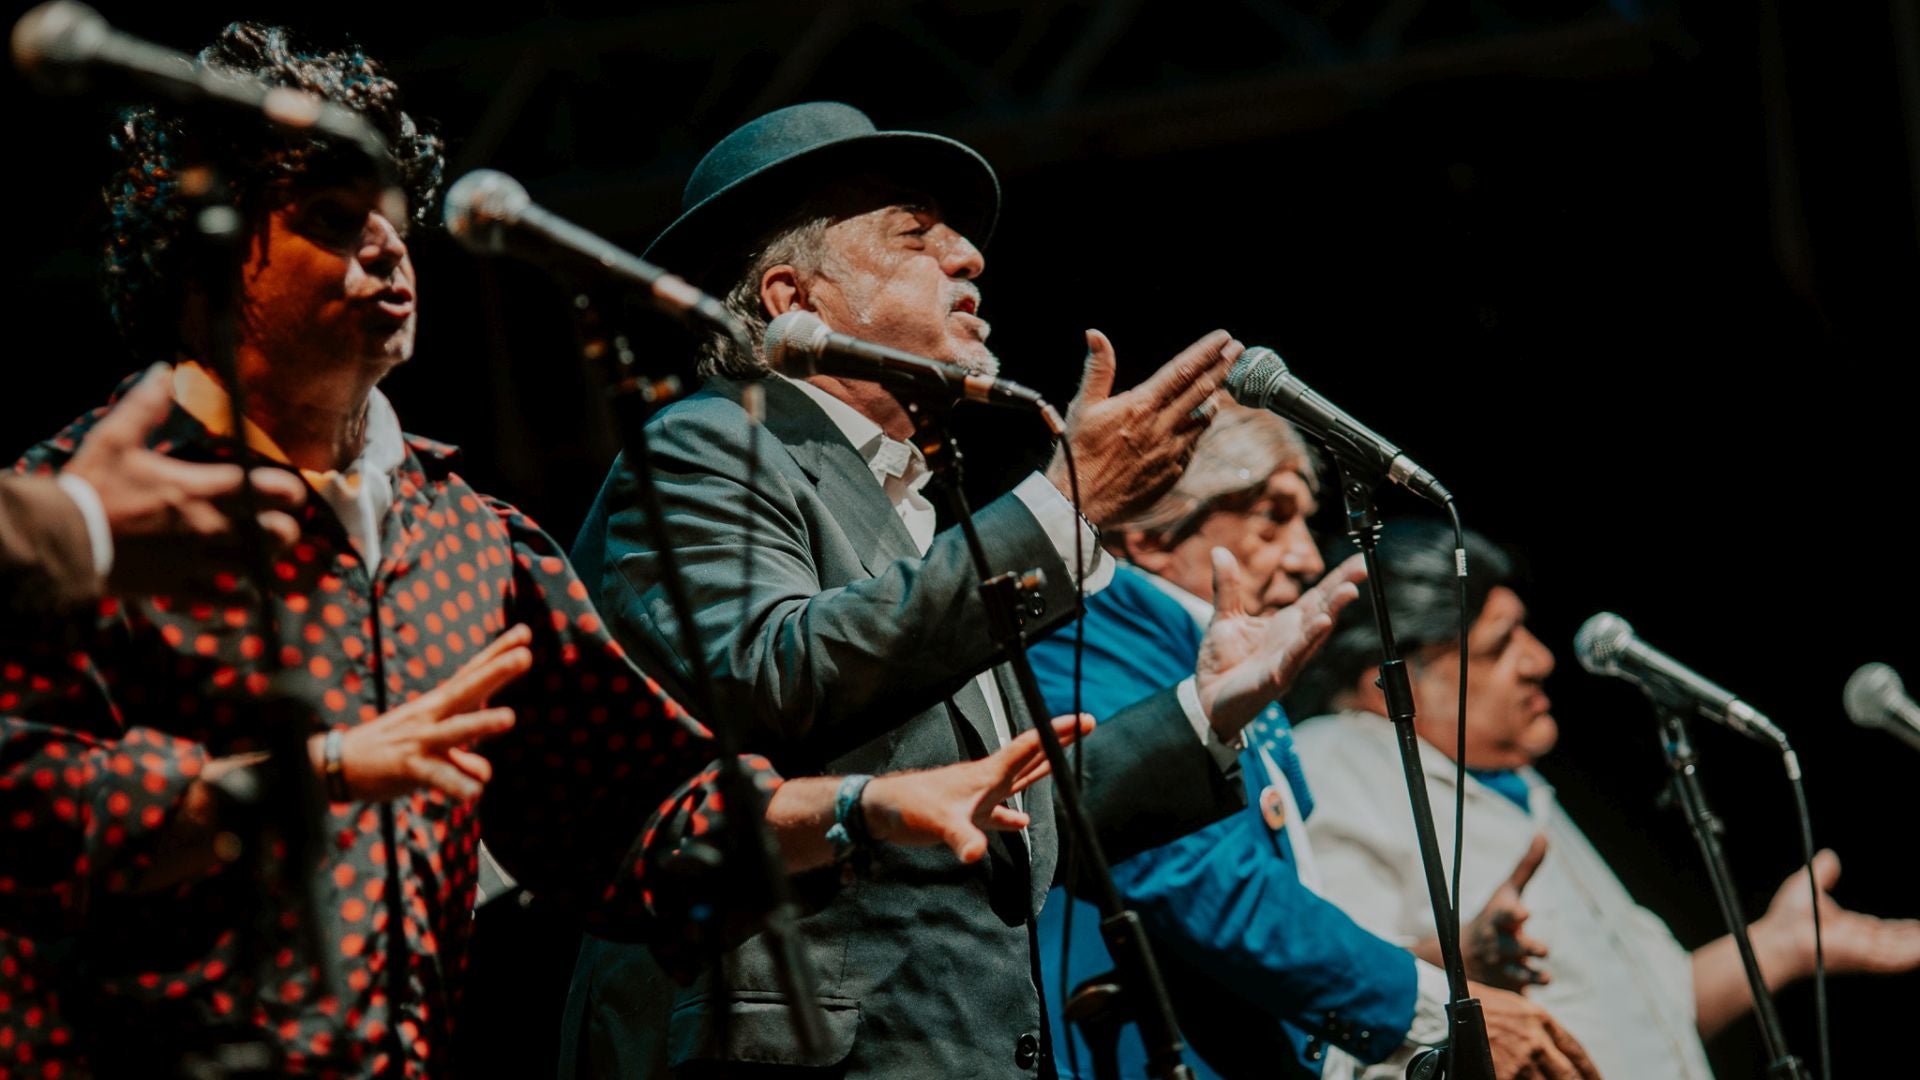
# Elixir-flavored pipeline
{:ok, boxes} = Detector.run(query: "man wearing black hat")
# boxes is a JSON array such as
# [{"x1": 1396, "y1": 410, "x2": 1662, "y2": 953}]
[{"x1": 563, "y1": 102, "x2": 1366, "y2": 1077}]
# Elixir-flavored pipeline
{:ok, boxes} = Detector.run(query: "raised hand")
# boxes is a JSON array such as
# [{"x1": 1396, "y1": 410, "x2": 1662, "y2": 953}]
[
  {"x1": 1755, "y1": 848, "x2": 1920, "y2": 981},
  {"x1": 862, "y1": 714, "x2": 1096, "y2": 863},
  {"x1": 1194, "y1": 549, "x2": 1367, "y2": 738},
  {"x1": 311, "y1": 624, "x2": 533, "y2": 802},
  {"x1": 1464, "y1": 834, "x2": 1553, "y2": 990},
  {"x1": 1476, "y1": 983, "x2": 1603, "y2": 1079},
  {"x1": 1045, "y1": 328, "x2": 1241, "y2": 529},
  {"x1": 64, "y1": 362, "x2": 308, "y2": 596}
]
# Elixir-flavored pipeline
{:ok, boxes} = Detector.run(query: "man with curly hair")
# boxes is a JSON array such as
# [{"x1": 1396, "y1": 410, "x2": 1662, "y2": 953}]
[{"x1": 3, "y1": 24, "x2": 1083, "y2": 1076}]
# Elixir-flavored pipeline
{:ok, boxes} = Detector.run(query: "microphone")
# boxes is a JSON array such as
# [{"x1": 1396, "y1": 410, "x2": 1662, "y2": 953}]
[
  {"x1": 12, "y1": 2, "x2": 390, "y2": 166},
  {"x1": 1223, "y1": 347, "x2": 1450, "y2": 505},
  {"x1": 1575, "y1": 612, "x2": 1789, "y2": 748},
  {"x1": 763, "y1": 311, "x2": 1065, "y2": 434},
  {"x1": 1843, "y1": 663, "x2": 1920, "y2": 753},
  {"x1": 443, "y1": 169, "x2": 749, "y2": 341}
]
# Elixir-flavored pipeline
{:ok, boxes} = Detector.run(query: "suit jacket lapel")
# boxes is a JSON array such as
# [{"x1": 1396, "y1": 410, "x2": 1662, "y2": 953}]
[{"x1": 728, "y1": 377, "x2": 922, "y2": 577}]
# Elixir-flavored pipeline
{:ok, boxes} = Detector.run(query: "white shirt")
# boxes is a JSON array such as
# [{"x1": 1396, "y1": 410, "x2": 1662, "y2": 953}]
[
  {"x1": 1294, "y1": 710, "x2": 1715, "y2": 1080},
  {"x1": 780, "y1": 376, "x2": 1240, "y2": 770},
  {"x1": 1134, "y1": 572, "x2": 1449, "y2": 1077}
]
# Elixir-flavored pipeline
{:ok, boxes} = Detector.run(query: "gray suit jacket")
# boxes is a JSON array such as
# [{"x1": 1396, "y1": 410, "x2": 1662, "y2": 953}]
[{"x1": 561, "y1": 377, "x2": 1242, "y2": 1077}]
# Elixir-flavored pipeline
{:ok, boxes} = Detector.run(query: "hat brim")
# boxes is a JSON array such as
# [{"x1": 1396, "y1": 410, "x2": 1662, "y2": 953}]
[{"x1": 644, "y1": 129, "x2": 1000, "y2": 292}]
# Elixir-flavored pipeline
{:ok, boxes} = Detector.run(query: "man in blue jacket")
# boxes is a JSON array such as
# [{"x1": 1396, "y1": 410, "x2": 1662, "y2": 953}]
[{"x1": 1029, "y1": 407, "x2": 1599, "y2": 1079}]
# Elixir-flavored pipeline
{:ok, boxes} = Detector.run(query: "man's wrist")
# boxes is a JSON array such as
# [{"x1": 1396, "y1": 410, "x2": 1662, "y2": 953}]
[{"x1": 1748, "y1": 914, "x2": 1808, "y2": 987}]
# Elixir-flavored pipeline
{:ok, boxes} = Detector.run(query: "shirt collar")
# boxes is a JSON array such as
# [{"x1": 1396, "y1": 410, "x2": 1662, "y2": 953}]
[
  {"x1": 779, "y1": 374, "x2": 931, "y2": 491},
  {"x1": 173, "y1": 360, "x2": 408, "y2": 485},
  {"x1": 1132, "y1": 565, "x2": 1218, "y2": 630}
]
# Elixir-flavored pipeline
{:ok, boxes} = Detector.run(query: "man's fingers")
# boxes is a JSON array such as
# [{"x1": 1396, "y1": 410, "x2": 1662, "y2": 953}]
[
  {"x1": 1549, "y1": 1021, "x2": 1602, "y2": 1080},
  {"x1": 1812, "y1": 848, "x2": 1841, "y2": 892},
  {"x1": 1140, "y1": 329, "x2": 1232, "y2": 403},
  {"x1": 257, "y1": 510, "x2": 302, "y2": 549},
  {"x1": 87, "y1": 362, "x2": 176, "y2": 446},
  {"x1": 436, "y1": 629, "x2": 535, "y2": 712},
  {"x1": 1210, "y1": 547, "x2": 1248, "y2": 620},
  {"x1": 1508, "y1": 833, "x2": 1550, "y2": 894},
  {"x1": 1072, "y1": 329, "x2": 1118, "y2": 409},
  {"x1": 412, "y1": 757, "x2": 483, "y2": 802},
  {"x1": 448, "y1": 746, "x2": 494, "y2": 784},
  {"x1": 947, "y1": 823, "x2": 989, "y2": 864},
  {"x1": 153, "y1": 456, "x2": 249, "y2": 503},
  {"x1": 420, "y1": 707, "x2": 517, "y2": 751},
  {"x1": 987, "y1": 806, "x2": 1030, "y2": 831},
  {"x1": 246, "y1": 466, "x2": 308, "y2": 511}
]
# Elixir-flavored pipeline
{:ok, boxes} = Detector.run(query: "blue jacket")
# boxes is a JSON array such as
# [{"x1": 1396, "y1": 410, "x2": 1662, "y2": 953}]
[{"x1": 1030, "y1": 565, "x2": 1418, "y2": 1078}]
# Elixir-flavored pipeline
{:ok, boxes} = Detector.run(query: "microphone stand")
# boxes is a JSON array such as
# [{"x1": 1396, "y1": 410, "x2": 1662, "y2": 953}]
[
  {"x1": 903, "y1": 397, "x2": 1195, "y2": 1080},
  {"x1": 1649, "y1": 704, "x2": 1809, "y2": 1079},
  {"x1": 566, "y1": 295, "x2": 830, "y2": 1060},
  {"x1": 1334, "y1": 467, "x2": 1494, "y2": 1080}
]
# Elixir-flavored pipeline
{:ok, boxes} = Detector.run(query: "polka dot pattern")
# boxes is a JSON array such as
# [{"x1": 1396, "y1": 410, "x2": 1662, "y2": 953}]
[{"x1": 0, "y1": 385, "x2": 778, "y2": 1075}]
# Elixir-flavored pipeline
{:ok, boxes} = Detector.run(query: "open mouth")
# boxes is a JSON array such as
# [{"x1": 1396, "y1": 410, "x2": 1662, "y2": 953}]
[
  {"x1": 371, "y1": 286, "x2": 415, "y2": 320},
  {"x1": 952, "y1": 295, "x2": 977, "y2": 316}
]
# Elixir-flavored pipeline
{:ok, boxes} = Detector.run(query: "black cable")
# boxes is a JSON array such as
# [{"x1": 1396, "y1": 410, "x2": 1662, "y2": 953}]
[
  {"x1": 1446, "y1": 500, "x2": 1468, "y2": 945},
  {"x1": 1059, "y1": 432, "x2": 1087, "y2": 1080},
  {"x1": 1787, "y1": 765, "x2": 1829, "y2": 1080}
]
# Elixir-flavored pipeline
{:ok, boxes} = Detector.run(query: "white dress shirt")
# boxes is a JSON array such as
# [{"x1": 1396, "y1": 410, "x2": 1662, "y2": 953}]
[{"x1": 1295, "y1": 710, "x2": 1715, "y2": 1080}]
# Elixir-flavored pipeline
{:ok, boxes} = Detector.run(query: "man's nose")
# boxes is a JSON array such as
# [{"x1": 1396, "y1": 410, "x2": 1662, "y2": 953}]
[
  {"x1": 358, "y1": 213, "x2": 408, "y2": 276},
  {"x1": 939, "y1": 227, "x2": 985, "y2": 280}
]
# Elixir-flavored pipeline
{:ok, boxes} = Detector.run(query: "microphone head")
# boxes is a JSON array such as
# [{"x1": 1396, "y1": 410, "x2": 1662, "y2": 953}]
[
  {"x1": 1574, "y1": 612, "x2": 1635, "y2": 676},
  {"x1": 763, "y1": 310, "x2": 829, "y2": 376},
  {"x1": 1223, "y1": 346, "x2": 1290, "y2": 409},
  {"x1": 443, "y1": 169, "x2": 530, "y2": 254},
  {"x1": 12, "y1": 1, "x2": 106, "y2": 89},
  {"x1": 1844, "y1": 662, "x2": 1906, "y2": 730}
]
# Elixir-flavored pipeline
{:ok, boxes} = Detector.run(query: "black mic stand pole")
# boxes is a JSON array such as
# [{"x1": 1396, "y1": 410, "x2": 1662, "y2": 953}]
[
  {"x1": 567, "y1": 297, "x2": 829, "y2": 1060},
  {"x1": 1650, "y1": 703, "x2": 1809, "y2": 1079},
  {"x1": 904, "y1": 398, "x2": 1196, "y2": 1080},
  {"x1": 1335, "y1": 467, "x2": 1494, "y2": 1080}
]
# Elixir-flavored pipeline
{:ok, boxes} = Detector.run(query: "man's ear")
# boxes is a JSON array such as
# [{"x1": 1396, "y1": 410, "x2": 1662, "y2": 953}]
[
  {"x1": 760, "y1": 264, "x2": 804, "y2": 318},
  {"x1": 1121, "y1": 530, "x2": 1172, "y2": 575}
]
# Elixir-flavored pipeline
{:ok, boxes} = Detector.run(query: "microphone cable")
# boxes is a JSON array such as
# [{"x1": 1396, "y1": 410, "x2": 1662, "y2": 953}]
[
  {"x1": 1446, "y1": 501, "x2": 1468, "y2": 950},
  {"x1": 1786, "y1": 748, "x2": 1828, "y2": 1080}
]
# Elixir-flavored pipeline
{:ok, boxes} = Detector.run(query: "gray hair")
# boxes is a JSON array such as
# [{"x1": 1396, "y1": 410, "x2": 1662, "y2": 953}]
[
  {"x1": 697, "y1": 212, "x2": 834, "y2": 380},
  {"x1": 1117, "y1": 405, "x2": 1320, "y2": 542}
]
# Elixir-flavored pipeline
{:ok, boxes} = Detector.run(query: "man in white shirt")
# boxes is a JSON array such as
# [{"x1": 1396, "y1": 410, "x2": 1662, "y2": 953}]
[{"x1": 1291, "y1": 521, "x2": 1920, "y2": 1078}]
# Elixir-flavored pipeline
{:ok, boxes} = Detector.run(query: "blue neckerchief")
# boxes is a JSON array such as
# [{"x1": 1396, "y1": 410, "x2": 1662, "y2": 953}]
[
  {"x1": 1247, "y1": 703, "x2": 1315, "y2": 821},
  {"x1": 1467, "y1": 768, "x2": 1531, "y2": 814}
]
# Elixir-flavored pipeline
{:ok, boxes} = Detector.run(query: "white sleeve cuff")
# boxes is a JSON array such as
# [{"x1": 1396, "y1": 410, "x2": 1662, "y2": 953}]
[
  {"x1": 1176, "y1": 675, "x2": 1244, "y2": 771},
  {"x1": 1406, "y1": 959, "x2": 1453, "y2": 1046},
  {"x1": 54, "y1": 472, "x2": 113, "y2": 580},
  {"x1": 1012, "y1": 471, "x2": 1114, "y2": 594}
]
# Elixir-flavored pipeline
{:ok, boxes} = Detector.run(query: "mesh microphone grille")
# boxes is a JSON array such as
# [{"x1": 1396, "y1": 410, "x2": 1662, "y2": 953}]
[
  {"x1": 442, "y1": 169, "x2": 529, "y2": 249},
  {"x1": 762, "y1": 311, "x2": 826, "y2": 375},
  {"x1": 1573, "y1": 612, "x2": 1634, "y2": 676},
  {"x1": 1844, "y1": 662, "x2": 1904, "y2": 729},
  {"x1": 1223, "y1": 346, "x2": 1289, "y2": 409},
  {"x1": 12, "y1": 2, "x2": 103, "y2": 71}
]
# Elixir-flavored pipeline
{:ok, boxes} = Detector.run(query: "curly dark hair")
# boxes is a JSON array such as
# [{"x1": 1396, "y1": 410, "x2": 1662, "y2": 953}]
[{"x1": 102, "y1": 22, "x2": 443, "y2": 360}]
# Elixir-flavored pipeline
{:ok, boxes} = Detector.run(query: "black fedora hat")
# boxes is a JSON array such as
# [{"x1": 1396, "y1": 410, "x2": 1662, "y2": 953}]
[{"x1": 645, "y1": 101, "x2": 1000, "y2": 290}]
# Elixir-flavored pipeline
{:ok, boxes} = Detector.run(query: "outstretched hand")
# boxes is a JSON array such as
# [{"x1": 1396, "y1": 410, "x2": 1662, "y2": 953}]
[
  {"x1": 1195, "y1": 549, "x2": 1367, "y2": 738},
  {"x1": 311, "y1": 624, "x2": 532, "y2": 803},
  {"x1": 1045, "y1": 328, "x2": 1240, "y2": 529},
  {"x1": 1756, "y1": 848, "x2": 1920, "y2": 982},
  {"x1": 862, "y1": 713, "x2": 1096, "y2": 863},
  {"x1": 65, "y1": 362, "x2": 308, "y2": 597},
  {"x1": 1476, "y1": 983, "x2": 1603, "y2": 1079},
  {"x1": 1464, "y1": 834, "x2": 1554, "y2": 990}
]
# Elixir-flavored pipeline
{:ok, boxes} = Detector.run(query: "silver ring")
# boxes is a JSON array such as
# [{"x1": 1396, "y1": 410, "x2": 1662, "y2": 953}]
[{"x1": 1189, "y1": 400, "x2": 1218, "y2": 424}]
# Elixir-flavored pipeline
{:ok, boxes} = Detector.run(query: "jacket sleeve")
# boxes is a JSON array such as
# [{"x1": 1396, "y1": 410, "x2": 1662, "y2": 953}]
[
  {"x1": 574, "y1": 393, "x2": 1079, "y2": 763},
  {"x1": 476, "y1": 497, "x2": 783, "y2": 972}
]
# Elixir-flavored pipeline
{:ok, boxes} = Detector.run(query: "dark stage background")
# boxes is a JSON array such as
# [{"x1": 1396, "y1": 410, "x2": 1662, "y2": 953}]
[{"x1": 9, "y1": 1, "x2": 1920, "y2": 1075}]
